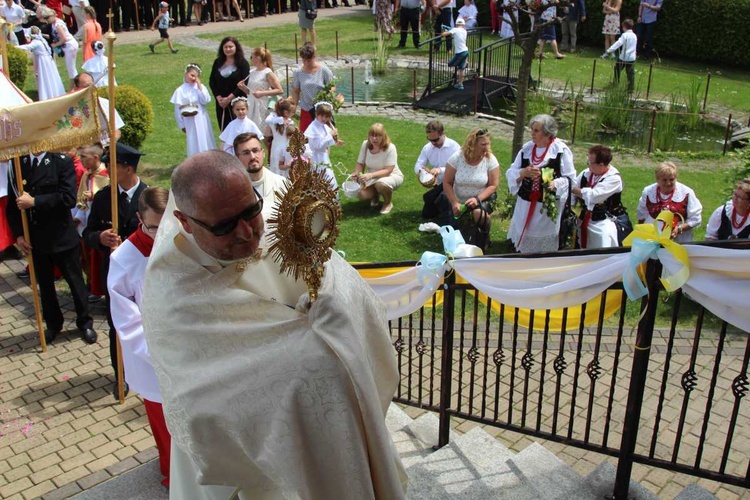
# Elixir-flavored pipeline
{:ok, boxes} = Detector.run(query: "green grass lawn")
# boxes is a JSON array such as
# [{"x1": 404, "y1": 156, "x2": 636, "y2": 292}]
[{"x1": 17, "y1": 14, "x2": 741, "y2": 264}]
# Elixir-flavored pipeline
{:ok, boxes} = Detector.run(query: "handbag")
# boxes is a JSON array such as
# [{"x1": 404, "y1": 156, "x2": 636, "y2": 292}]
[
  {"x1": 558, "y1": 177, "x2": 577, "y2": 250},
  {"x1": 305, "y1": 8, "x2": 317, "y2": 19},
  {"x1": 607, "y1": 208, "x2": 633, "y2": 246},
  {"x1": 454, "y1": 207, "x2": 491, "y2": 252}
]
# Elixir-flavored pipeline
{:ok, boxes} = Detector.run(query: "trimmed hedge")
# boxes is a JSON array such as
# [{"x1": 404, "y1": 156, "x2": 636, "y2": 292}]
[
  {"x1": 478, "y1": 0, "x2": 750, "y2": 67},
  {"x1": 7, "y1": 45, "x2": 28, "y2": 90},
  {"x1": 100, "y1": 85, "x2": 154, "y2": 150}
]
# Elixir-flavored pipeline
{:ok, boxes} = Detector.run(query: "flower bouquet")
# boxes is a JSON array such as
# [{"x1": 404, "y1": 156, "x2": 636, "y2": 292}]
[
  {"x1": 313, "y1": 78, "x2": 345, "y2": 112},
  {"x1": 539, "y1": 167, "x2": 558, "y2": 221}
]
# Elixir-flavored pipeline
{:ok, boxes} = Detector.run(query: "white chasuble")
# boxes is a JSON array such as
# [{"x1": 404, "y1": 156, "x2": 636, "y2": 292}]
[{"x1": 143, "y1": 203, "x2": 407, "y2": 499}]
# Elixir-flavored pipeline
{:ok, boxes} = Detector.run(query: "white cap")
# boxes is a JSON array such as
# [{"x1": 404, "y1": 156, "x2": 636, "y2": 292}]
[{"x1": 455, "y1": 18, "x2": 465, "y2": 26}]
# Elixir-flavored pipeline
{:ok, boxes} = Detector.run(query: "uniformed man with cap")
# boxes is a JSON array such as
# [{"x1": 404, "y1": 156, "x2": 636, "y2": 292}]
[
  {"x1": 83, "y1": 142, "x2": 148, "y2": 397},
  {"x1": 6, "y1": 150, "x2": 98, "y2": 345}
]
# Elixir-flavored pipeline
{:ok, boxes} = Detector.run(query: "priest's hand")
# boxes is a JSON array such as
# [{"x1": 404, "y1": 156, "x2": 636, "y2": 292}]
[
  {"x1": 16, "y1": 236, "x2": 32, "y2": 255},
  {"x1": 99, "y1": 229, "x2": 122, "y2": 249}
]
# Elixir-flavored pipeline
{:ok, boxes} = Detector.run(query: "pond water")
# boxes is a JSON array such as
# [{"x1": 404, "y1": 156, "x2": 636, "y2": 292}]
[{"x1": 282, "y1": 67, "x2": 430, "y2": 103}]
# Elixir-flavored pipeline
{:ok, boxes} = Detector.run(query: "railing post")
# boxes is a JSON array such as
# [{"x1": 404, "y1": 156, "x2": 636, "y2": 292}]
[
  {"x1": 590, "y1": 59, "x2": 596, "y2": 95},
  {"x1": 413, "y1": 68, "x2": 417, "y2": 102},
  {"x1": 645, "y1": 62, "x2": 653, "y2": 100},
  {"x1": 335, "y1": 31, "x2": 339, "y2": 60},
  {"x1": 723, "y1": 113, "x2": 733, "y2": 155},
  {"x1": 647, "y1": 109, "x2": 656, "y2": 154},
  {"x1": 351, "y1": 66, "x2": 355, "y2": 105},
  {"x1": 572, "y1": 99, "x2": 579, "y2": 144},
  {"x1": 612, "y1": 259, "x2": 661, "y2": 499},
  {"x1": 438, "y1": 271, "x2": 456, "y2": 449},
  {"x1": 294, "y1": 34, "x2": 299, "y2": 65},
  {"x1": 702, "y1": 72, "x2": 711, "y2": 112},
  {"x1": 285, "y1": 64, "x2": 289, "y2": 96}
]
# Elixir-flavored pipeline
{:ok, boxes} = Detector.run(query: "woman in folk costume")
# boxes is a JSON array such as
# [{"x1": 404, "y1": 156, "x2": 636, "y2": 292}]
[
  {"x1": 42, "y1": 7, "x2": 79, "y2": 85},
  {"x1": 17, "y1": 27, "x2": 66, "y2": 101},
  {"x1": 636, "y1": 161, "x2": 703, "y2": 243},
  {"x1": 82, "y1": 41, "x2": 116, "y2": 88},
  {"x1": 171, "y1": 63, "x2": 216, "y2": 158},
  {"x1": 218, "y1": 97, "x2": 264, "y2": 155},
  {"x1": 108, "y1": 187, "x2": 172, "y2": 489},
  {"x1": 506, "y1": 114, "x2": 576, "y2": 253},
  {"x1": 572, "y1": 144, "x2": 624, "y2": 249}
]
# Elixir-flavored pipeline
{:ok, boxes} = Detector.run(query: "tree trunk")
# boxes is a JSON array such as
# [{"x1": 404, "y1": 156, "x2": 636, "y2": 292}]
[{"x1": 512, "y1": 32, "x2": 541, "y2": 158}]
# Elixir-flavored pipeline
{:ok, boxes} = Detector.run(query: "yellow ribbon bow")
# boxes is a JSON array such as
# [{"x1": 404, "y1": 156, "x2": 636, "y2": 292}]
[{"x1": 621, "y1": 211, "x2": 690, "y2": 300}]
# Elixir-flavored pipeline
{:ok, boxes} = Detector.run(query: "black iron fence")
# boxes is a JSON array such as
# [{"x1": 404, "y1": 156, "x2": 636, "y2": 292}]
[
  {"x1": 475, "y1": 35, "x2": 527, "y2": 112},
  {"x1": 419, "y1": 29, "x2": 484, "y2": 97},
  {"x1": 355, "y1": 242, "x2": 750, "y2": 498}
]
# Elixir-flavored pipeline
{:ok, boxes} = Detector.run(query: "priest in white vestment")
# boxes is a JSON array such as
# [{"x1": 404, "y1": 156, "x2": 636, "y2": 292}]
[{"x1": 142, "y1": 151, "x2": 407, "y2": 500}]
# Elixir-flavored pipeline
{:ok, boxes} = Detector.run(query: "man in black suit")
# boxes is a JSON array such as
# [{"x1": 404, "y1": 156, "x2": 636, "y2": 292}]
[
  {"x1": 84, "y1": 143, "x2": 147, "y2": 397},
  {"x1": 6, "y1": 152, "x2": 98, "y2": 345}
]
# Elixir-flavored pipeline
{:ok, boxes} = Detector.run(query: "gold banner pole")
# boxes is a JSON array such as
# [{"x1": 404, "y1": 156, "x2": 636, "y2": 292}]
[
  {"x1": 0, "y1": 19, "x2": 10, "y2": 77},
  {"x1": 12, "y1": 156, "x2": 47, "y2": 352},
  {"x1": 105, "y1": 18, "x2": 126, "y2": 405}
]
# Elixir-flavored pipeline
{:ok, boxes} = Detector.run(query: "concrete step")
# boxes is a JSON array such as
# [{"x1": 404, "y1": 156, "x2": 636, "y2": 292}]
[
  {"x1": 509, "y1": 441, "x2": 598, "y2": 500},
  {"x1": 405, "y1": 411, "x2": 444, "y2": 449},
  {"x1": 392, "y1": 428, "x2": 436, "y2": 469},
  {"x1": 386, "y1": 403, "x2": 414, "y2": 434},
  {"x1": 675, "y1": 483, "x2": 718, "y2": 500},
  {"x1": 585, "y1": 462, "x2": 660, "y2": 500}
]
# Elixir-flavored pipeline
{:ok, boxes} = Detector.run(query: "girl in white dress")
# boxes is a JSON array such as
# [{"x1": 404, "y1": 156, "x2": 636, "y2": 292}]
[
  {"x1": 304, "y1": 102, "x2": 343, "y2": 191},
  {"x1": 238, "y1": 47, "x2": 283, "y2": 130},
  {"x1": 170, "y1": 63, "x2": 216, "y2": 158},
  {"x1": 43, "y1": 8, "x2": 79, "y2": 85},
  {"x1": 81, "y1": 41, "x2": 117, "y2": 88},
  {"x1": 218, "y1": 97, "x2": 264, "y2": 156},
  {"x1": 264, "y1": 98, "x2": 294, "y2": 177},
  {"x1": 17, "y1": 27, "x2": 66, "y2": 101}
]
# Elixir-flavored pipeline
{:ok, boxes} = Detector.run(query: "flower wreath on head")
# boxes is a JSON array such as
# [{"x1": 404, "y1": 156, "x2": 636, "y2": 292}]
[
  {"x1": 185, "y1": 63, "x2": 202, "y2": 75},
  {"x1": 314, "y1": 100, "x2": 333, "y2": 110},
  {"x1": 230, "y1": 96, "x2": 248, "y2": 107}
]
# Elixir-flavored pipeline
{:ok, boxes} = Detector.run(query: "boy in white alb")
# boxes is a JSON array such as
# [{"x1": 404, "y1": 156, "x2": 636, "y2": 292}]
[
  {"x1": 442, "y1": 17, "x2": 468, "y2": 89},
  {"x1": 108, "y1": 187, "x2": 171, "y2": 488}
]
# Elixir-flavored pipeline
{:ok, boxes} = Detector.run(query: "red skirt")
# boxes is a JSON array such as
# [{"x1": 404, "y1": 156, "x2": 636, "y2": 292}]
[{"x1": 0, "y1": 197, "x2": 16, "y2": 251}]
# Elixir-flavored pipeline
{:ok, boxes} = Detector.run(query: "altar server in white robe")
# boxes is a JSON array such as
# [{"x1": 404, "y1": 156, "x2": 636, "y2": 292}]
[
  {"x1": 108, "y1": 187, "x2": 172, "y2": 488},
  {"x1": 17, "y1": 27, "x2": 66, "y2": 101},
  {"x1": 171, "y1": 63, "x2": 216, "y2": 158},
  {"x1": 572, "y1": 144, "x2": 623, "y2": 249},
  {"x1": 142, "y1": 151, "x2": 407, "y2": 500}
]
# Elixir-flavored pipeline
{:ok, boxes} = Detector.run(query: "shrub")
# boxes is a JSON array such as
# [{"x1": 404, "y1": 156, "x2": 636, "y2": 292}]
[
  {"x1": 7, "y1": 45, "x2": 28, "y2": 90},
  {"x1": 100, "y1": 85, "x2": 154, "y2": 149},
  {"x1": 478, "y1": 0, "x2": 750, "y2": 67},
  {"x1": 576, "y1": 0, "x2": 750, "y2": 67}
]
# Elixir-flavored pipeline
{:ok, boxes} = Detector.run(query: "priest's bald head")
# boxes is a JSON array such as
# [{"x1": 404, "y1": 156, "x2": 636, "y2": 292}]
[{"x1": 172, "y1": 151, "x2": 265, "y2": 261}]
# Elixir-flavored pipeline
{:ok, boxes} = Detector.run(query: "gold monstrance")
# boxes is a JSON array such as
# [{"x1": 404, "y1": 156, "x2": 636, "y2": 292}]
[{"x1": 266, "y1": 128, "x2": 341, "y2": 304}]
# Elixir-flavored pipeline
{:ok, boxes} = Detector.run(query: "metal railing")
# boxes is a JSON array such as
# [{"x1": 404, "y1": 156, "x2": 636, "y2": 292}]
[
  {"x1": 355, "y1": 242, "x2": 750, "y2": 498},
  {"x1": 418, "y1": 29, "x2": 484, "y2": 98},
  {"x1": 475, "y1": 35, "x2": 527, "y2": 112}
]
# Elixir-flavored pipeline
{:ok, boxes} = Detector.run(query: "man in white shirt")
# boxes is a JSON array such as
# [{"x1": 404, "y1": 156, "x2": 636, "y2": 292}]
[
  {"x1": 415, "y1": 120, "x2": 461, "y2": 221},
  {"x1": 233, "y1": 132, "x2": 289, "y2": 224},
  {"x1": 0, "y1": 0, "x2": 26, "y2": 45},
  {"x1": 603, "y1": 18, "x2": 637, "y2": 92}
]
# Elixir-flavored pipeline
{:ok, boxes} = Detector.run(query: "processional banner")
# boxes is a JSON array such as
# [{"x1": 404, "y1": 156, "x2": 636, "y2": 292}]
[{"x1": 0, "y1": 87, "x2": 100, "y2": 160}]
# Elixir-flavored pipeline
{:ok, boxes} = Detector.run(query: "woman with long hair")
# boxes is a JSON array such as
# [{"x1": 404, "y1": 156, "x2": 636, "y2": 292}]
[
  {"x1": 349, "y1": 123, "x2": 404, "y2": 215},
  {"x1": 208, "y1": 37, "x2": 251, "y2": 131}
]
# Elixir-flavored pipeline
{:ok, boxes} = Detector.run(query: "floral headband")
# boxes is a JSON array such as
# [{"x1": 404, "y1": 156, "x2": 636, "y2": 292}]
[
  {"x1": 185, "y1": 63, "x2": 202, "y2": 75},
  {"x1": 314, "y1": 101, "x2": 333, "y2": 109},
  {"x1": 230, "y1": 96, "x2": 248, "y2": 107}
]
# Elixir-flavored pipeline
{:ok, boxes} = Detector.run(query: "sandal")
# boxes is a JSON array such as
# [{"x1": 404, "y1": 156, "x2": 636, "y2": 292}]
[{"x1": 379, "y1": 203, "x2": 393, "y2": 215}]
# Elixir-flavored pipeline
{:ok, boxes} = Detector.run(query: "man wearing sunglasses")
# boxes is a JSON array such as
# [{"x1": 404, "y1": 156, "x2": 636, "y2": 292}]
[
  {"x1": 414, "y1": 120, "x2": 460, "y2": 221},
  {"x1": 143, "y1": 151, "x2": 406, "y2": 499},
  {"x1": 233, "y1": 132, "x2": 289, "y2": 225}
]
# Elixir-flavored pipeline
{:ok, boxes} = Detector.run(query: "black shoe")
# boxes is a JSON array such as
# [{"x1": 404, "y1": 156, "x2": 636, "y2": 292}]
[
  {"x1": 397, "y1": 43, "x2": 405, "y2": 48},
  {"x1": 44, "y1": 328, "x2": 60, "y2": 343},
  {"x1": 81, "y1": 327, "x2": 98, "y2": 344},
  {"x1": 113, "y1": 381, "x2": 130, "y2": 401},
  {"x1": 88, "y1": 294, "x2": 104, "y2": 303},
  {"x1": 1, "y1": 246, "x2": 23, "y2": 260},
  {"x1": 16, "y1": 269, "x2": 29, "y2": 279}
]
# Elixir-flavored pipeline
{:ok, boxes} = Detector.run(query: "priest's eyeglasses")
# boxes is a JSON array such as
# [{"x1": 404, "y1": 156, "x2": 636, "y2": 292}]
[{"x1": 184, "y1": 187, "x2": 264, "y2": 236}]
